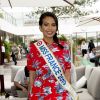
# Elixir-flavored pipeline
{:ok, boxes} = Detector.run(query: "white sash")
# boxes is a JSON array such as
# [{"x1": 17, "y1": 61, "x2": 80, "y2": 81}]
[{"x1": 34, "y1": 40, "x2": 79, "y2": 100}]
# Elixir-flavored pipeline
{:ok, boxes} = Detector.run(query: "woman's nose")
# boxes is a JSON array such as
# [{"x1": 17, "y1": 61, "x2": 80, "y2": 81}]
[{"x1": 48, "y1": 24, "x2": 53, "y2": 29}]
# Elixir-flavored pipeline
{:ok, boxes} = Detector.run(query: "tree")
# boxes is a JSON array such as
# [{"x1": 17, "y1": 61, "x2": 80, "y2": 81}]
[{"x1": 25, "y1": 0, "x2": 97, "y2": 20}]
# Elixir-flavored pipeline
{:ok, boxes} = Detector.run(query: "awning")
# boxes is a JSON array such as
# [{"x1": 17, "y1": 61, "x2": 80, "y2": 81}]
[
  {"x1": 0, "y1": 0, "x2": 75, "y2": 8},
  {"x1": 76, "y1": 13, "x2": 100, "y2": 27}
]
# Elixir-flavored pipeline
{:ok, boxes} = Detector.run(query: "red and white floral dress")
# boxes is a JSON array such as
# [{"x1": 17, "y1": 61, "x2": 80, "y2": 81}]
[{"x1": 27, "y1": 40, "x2": 71, "y2": 100}]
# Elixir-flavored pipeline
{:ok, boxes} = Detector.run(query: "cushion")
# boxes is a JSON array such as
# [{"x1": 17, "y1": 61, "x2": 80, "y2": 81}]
[
  {"x1": 11, "y1": 65, "x2": 25, "y2": 82},
  {"x1": 85, "y1": 67, "x2": 93, "y2": 80},
  {"x1": 76, "y1": 66, "x2": 85, "y2": 81},
  {"x1": 87, "y1": 68, "x2": 100, "y2": 99},
  {"x1": 71, "y1": 63, "x2": 77, "y2": 88},
  {"x1": 75, "y1": 76, "x2": 87, "y2": 90},
  {"x1": 78, "y1": 89, "x2": 94, "y2": 100}
]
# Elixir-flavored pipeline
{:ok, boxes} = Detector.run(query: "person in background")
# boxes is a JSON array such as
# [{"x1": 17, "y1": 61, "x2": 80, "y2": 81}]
[
  {"x1": 81, "y1": 40, "x2": 88, "y2": 57},
  {"x1": 11, "y1": 44, "x2": 18, "y2": 65},
  {"x1": 89, "y1": 48, "x2": 100, "y2": 67},
  {"x1": 14, "y1": 66, "x2": 29, "y2": 92},
  {"x1": 27, "y1": 12, "x2": 75, "y2": 100},
  {"x1": 88, "y1": 40, "x2": 95, "y2": 53},
  {"x1": 1, "y1": 43, "x2": 5, "y2": 64},
  {"x1": 17, "y1": 45, "x2": 22, "y2": 60}
]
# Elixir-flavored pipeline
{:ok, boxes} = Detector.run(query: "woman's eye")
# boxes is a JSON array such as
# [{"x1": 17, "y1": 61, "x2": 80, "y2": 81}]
[
  {"x1": 44, "y1": 23, "x2": 48, "y2": 26},
  {"x1": 43, "y1": 23, "x2": 56, "y2": 27},
  {"x1": 52, "y1": 24, "x2": 56, "y2": 26}
]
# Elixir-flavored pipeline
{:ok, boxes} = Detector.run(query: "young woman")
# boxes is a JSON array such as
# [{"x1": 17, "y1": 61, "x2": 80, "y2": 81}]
[{"x1": 27, "y1": 12, "x2": 72, "y2": 100}]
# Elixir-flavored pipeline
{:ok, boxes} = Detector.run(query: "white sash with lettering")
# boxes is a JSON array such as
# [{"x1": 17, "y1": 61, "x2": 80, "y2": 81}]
[{"x1": 34, "y1": 40, "x2": 79, "y2": 100}]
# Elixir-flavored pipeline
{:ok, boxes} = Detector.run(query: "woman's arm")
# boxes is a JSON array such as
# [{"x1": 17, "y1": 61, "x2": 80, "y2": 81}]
[
  {"x1": 65, "y1": 69, "x2": 71, "y2": 84},
  {"x1": 28, "y1": 71, "x2": 36, "y2": 92}
]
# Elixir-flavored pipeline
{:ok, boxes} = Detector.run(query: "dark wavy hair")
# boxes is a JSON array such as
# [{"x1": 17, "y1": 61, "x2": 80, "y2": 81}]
[{"x1": 39, "y1": 12, "x2": 64, "y2": 49}]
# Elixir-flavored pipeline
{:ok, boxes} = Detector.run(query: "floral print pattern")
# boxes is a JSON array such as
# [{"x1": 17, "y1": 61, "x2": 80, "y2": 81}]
[{"x1": 27, "y1": 40, "x2": 71, "y2": 100}]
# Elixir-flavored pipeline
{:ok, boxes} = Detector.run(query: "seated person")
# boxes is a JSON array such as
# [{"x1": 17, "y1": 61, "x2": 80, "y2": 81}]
[
  {"x1": 14, "y1": 66, "x2": 29, "y2": 92},
  {"x1": 89, "y1": 48, "x2": 100, "y2": 66}
]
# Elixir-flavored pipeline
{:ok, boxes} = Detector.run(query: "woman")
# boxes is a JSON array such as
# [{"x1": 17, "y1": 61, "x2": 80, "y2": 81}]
[
  {"x1": 27, "y1": 12, "x2": 73, "y2": 100},
  {"x1": 81, "y1": 41, "x2": 88, "y2": 57}
]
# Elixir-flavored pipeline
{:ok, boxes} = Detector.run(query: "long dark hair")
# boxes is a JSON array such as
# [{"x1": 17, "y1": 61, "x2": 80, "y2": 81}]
[
  {"x1": 39, "y1": 12, "x2": 64, "y2": 49},
  {"x1": 24, "y1": 66, "x2": 29, "y2": 77}
]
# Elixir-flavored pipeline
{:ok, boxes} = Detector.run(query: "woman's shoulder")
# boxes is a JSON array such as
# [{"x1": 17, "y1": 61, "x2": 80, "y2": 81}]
[
  {"x1": 29, "y1": 42, "x2": 38, "y2": 53},
  {"x1": 59, "y1": 40, "x2": 70, "y2": 50},
  {"x1": 29, "y1": 42, "x2": 35, "y2": 49},
  {"x1": 59, "y1": 40, "x2": 69, "y2": 46}
]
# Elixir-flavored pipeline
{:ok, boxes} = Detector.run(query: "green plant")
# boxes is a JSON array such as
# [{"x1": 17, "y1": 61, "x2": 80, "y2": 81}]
[
  {"x1": 4, "y1": 41, "x2": 11, "y2": 54},
  {"x1": 76, "y1": 38, "x2": 86, "y2": 45},
  {"x1": 17, "y1": 37, "x2": 23, "y2": 45}
]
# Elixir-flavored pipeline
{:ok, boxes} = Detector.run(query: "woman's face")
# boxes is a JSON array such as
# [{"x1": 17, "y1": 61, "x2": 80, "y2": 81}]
[{"x1": 40, "y1": 16, "x2": 57, "y2": 39}]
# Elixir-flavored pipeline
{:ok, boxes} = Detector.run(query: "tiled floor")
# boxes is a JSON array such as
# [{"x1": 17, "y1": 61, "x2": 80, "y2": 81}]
[{"x1": 0, "y1": 58, "x2": 27, "y2": 100}]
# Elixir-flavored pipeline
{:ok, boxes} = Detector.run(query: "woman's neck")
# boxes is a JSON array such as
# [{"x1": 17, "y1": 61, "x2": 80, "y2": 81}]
[{"x1": 43, "y1": 37, "x2": 54, "y2": 45}]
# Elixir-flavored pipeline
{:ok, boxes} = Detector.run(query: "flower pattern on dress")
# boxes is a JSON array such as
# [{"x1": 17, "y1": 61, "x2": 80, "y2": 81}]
[
  {"x1": 43, "y1": 87, "x2": 52, "y2": 95},
  {"x1": 42, "y1": 69, "x2": 51, "y2": 80},
  {"x1": 36, "y1": 69, "x2": 43, "y2": 76},
  {"x1": 63, "y1": 53, "x2": 71, "y2": 62},
  {"x1": 56, "y1": 84, "x2": 65, "y2": 93},
  {"x1": 38, "y1": 96, "x2": 44, "y2": 100},
  {"x1": 52, "y1": 47, "x2": 60, "y2": 52},
  {"x1": 32, "y1": 59, "x2": 40, "y2": 69},
  {"x1": 63, "y1": 43, "x2": 69, "y2": 50},
  {"x1": 48, "y1": 79, "x2": 55, "y2": 83},
  {"x1": 56, "y1": 56, "x2": 65, "y2": 71},
  {"x1": 34, "y1": 80, "x2": 42, "y2": 87},
  {"x1": 56, "y1": 96, "x2": 63, "y2": 100},
  {"x1": 30, "y1": 53, "x2": 34, "y2": 58}
]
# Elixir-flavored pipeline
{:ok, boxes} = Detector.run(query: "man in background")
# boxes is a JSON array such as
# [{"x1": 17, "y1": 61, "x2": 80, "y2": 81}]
[
  {"x1": 88, "y1": 40, "x2": 95, "y2": 53},
  {"x1": 14, "y1": 66, "x2": 29, "y2": 92},
  {"x1": 1, "y1": 43, "x2": 5, "y2": 64},
  {"x1": 89, "y1": 48, "x2": 100, "y2": 66}
]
